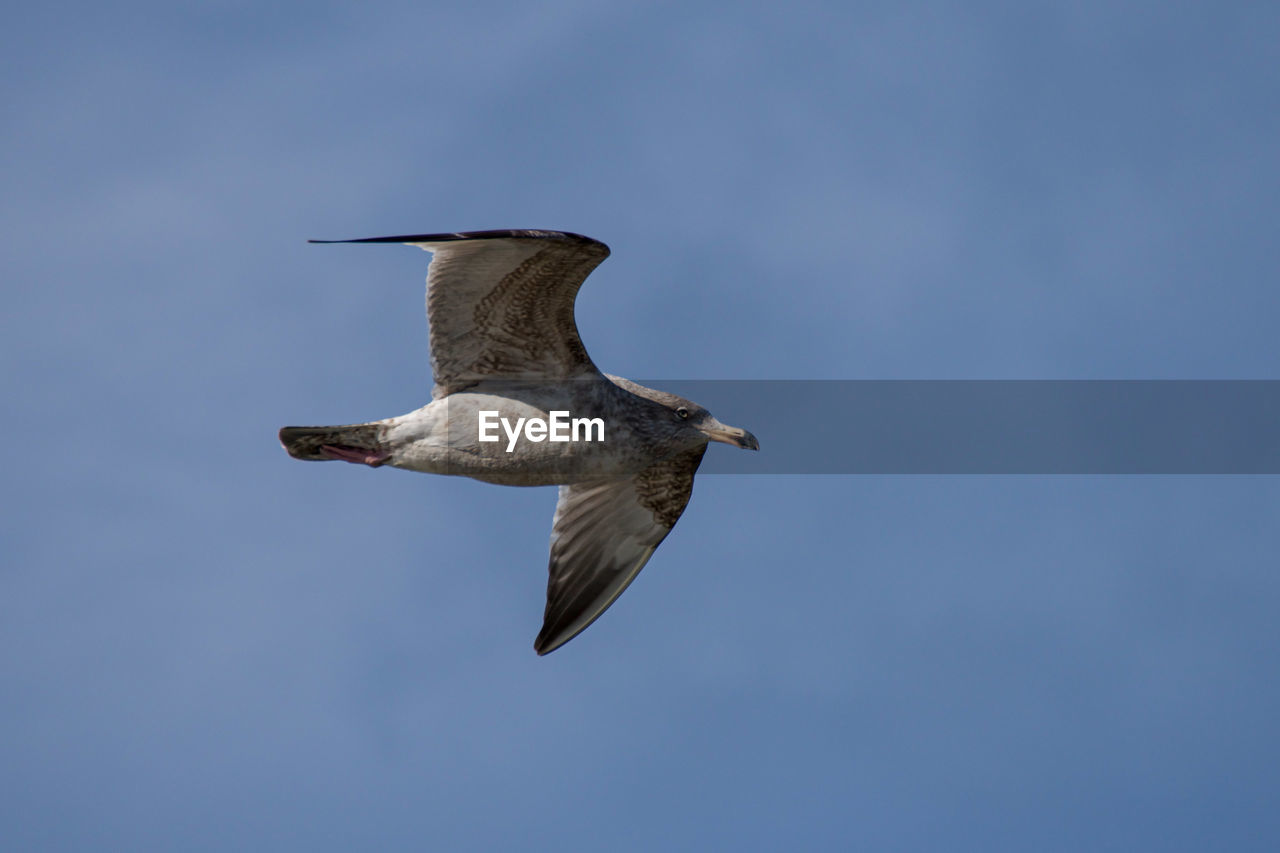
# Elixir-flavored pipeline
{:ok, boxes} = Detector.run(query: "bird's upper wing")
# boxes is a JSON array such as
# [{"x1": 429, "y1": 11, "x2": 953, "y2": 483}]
[
  {"x1": 535, "y1": 444, "x2": 707, "y2": 655},
  {"x1": 310, "y1": 230, "x2": 610, "y2": 397}
]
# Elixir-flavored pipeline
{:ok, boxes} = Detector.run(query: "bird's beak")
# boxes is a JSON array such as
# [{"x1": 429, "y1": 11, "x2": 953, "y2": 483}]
[{"x1": 700, "y1": 419, "x2": 760, "y2": 451}]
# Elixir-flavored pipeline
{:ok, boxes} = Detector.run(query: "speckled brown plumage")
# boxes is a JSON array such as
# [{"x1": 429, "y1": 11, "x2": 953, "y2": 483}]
[
  {"x1": 634, "y1": 445, "x2": 707, "y2": 528},
  {"x1": 425, "y1": 234, "x2": 609, "y2": 396}
]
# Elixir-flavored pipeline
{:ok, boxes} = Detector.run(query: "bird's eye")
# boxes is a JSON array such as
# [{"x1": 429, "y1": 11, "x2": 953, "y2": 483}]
[{"x1": 675, "y1": 407, "x2": 690, "y2": 420}]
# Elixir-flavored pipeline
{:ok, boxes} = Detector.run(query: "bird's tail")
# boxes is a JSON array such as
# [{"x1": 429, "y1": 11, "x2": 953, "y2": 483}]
[{"x1": 278, "y1": 423, "x2": 390, "y2": 466}]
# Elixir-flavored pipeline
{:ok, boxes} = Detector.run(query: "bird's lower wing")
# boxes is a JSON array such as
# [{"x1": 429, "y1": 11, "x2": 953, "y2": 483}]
[{"x1": 535, "y1": 445, "x2": 706, "y2": 655}]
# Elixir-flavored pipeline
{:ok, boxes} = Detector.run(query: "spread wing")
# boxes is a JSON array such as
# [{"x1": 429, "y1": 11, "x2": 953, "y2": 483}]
[
  {"x1": 310, "y1": 230, "x2": 610, "y2": 397},
  {"x1": 535, "y1": 445, "x2": 707, "y2": 655}
]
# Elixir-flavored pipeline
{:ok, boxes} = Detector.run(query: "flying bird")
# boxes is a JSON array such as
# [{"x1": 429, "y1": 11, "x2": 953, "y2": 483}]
[{"x1": 279, "y1": 230, "x2": 758, "y2": 655}]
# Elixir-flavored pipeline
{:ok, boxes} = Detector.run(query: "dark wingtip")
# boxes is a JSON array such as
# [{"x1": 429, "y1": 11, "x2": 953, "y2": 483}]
[
  {"x1": 533, "y1": 627, "x2": 569, "y2": 656},
  {"x1": 306, "y1": 230, "x2": 608, "y2": 253}
]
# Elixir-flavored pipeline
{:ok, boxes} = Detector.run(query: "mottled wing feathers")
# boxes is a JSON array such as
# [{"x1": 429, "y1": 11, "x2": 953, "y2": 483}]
[
  {"x1": 311, "y1": 230, "x2": 610, "y2": 397},
  {"x1": 535, "y1": 445, "x2": 707, "y2": 655}
]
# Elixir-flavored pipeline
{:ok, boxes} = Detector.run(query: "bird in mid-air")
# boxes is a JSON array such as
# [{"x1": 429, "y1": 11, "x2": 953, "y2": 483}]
[{"x1": 279, "y1": 230, "x2": 758, "y2": 655}]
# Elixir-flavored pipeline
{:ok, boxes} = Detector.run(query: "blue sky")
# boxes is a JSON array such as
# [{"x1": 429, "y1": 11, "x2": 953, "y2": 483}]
[{"x1": 3, "y1": 1, "x2": 1279, "y2": 849}]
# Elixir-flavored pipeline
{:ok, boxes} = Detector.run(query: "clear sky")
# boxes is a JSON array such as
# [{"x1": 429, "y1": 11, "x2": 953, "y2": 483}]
[{"x1": 4, "y1": 1, "x2": 1279, "y2": 849}]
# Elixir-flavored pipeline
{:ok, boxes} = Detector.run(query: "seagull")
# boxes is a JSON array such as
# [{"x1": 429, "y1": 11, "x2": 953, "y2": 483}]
[{"x1": 279, "y1": 230, "x2": 758, "y2": 655}]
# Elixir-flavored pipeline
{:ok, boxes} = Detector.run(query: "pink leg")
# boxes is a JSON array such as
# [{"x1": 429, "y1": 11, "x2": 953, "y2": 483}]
[{"x1": 319, "y1": 444, "x2": 391, "y2": 467}]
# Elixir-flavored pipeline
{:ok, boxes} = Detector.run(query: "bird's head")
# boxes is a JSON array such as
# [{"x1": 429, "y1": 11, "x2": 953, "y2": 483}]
[
  {"x1": 610, "y1": 377, "x2": 759, "y2": 452},
  {"x1": 668, "y1": 399, "x2": 760, "y2": 451}
]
